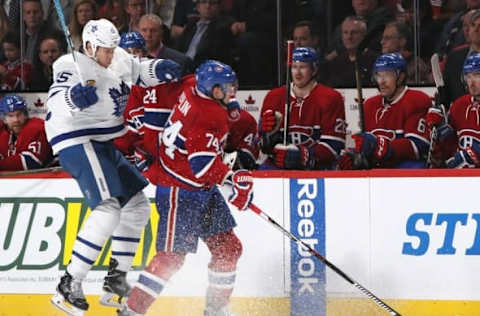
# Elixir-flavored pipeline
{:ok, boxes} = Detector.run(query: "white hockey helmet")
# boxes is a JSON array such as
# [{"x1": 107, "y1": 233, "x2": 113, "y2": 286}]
[{"x1": 82, "y1": 19, "x2": 120, "y2": 58}]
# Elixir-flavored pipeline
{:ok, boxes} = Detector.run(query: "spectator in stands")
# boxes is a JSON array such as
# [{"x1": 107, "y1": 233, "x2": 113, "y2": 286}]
[
  {"x1": 327, "y1": 0, "x2": 394, "y2": 59},
  {"x1": 100, "y1": 0, "x2": 129, "y2": 32},
  {"x1": 170, "y1": 0, "x2": 197, "y2": 39},
  {"x1": 174, "y1": 0, "x2": 233, "y2": 68},
  {"x1": 69, "y1": 0, "x2": 98, "y2": 51},
  {"x1": 139, "y1": 13, "x2": 193, "y2": 74},
  {"x1": 229, "y1": 0, "x2": 277, "y2": 87},
  {"x1": 41, "y1": 0, "x2": 72, "y2": 30},
  {"x1": 22, "y1": 0, "x2": 57, "y2": 63},
  {"x1": 380, "y1": 21, "x2": 432, "y2": 84},
  {"x1": 31, "y1": 36, "x2": 65, "y2": 91},
  {"x1": 151, "y1": 0, "x2": 176, "y2": 28},
  {"x1": 0, "y1": 94, "x2": 53, "y2": 171},
  {"x1": 0, "y1": 32, "x2": 32, "y2": 91},
  {"x1": 121, "y1": 0, "x2": 147, "y2": 33},
  {"x1": 435, "y1": 0, "x2": 480, "y2": 58},
  {"x1": 0, "y1": 6, "x2": 10, "y2": 62},
  {"x1": 325, "y1": 16, "x2": 378, "y2": 88},
  {"x1": 444, "y1": 9, "x2": 480, "y2": 106}
]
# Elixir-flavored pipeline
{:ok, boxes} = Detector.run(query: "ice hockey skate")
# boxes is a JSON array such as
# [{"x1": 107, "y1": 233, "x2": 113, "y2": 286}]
[
  {"x1": 204, "y1": 306, "x2": 237, "y2": 316},
  {"x1": 50, "y1": 271, "x2": 89, "y2": 316},
  {"x1": 117, "y1": 305, "x2": 143, "y2": 316},
  {"x1": 100, "y1": 258, "x2": 132, "y2": 308}
]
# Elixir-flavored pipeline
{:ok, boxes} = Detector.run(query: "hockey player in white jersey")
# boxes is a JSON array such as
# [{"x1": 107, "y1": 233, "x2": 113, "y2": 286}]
[{"x1": 46, "y1": 19, "x2": 181, "y2": 316}]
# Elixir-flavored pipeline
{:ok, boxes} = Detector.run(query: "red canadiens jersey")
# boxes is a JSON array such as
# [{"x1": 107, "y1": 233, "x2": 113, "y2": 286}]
[
  {"x1": 363, "y1": 88, "x2": 431, "y2": 163},
  {"x1": 226, "y1": 109, "x2": 259, "y2": 161},
  {"x1": 0, "y1": 60, "x2": 32, "y2": 90},
  {"x1": 0, "y1": 118, "x2": 52, "y2": 170},
  {"x1": 154, "y1": 86, "x2": 232, "y2": 189},
  {"x1": 448, "y1": 94, "x2": 480, "y2": 151},
  {"x1": 114, "y1": 75, "x2": 195, "y2": 181},
  {"x1": 261, "y1": 83, "x2": 346, "y2": 166}
]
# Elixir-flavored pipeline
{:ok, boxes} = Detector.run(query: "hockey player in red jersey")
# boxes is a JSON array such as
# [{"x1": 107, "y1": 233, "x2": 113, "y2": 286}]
[
  {"x1": 427, "y1": 53, "x2": 480, "y2": 168},
  {"x1": 118, "y1": 60, "x2": 254, "y2": 316},
  {"x1": 259, "y1": 47, "x2": 346, "y2": 170},
  {"x1": 340, "y1": 52, "x2": 431, "y2": 169},
  {"x1": 0, "y1": 94, "x2": 52, "y2": 171}
]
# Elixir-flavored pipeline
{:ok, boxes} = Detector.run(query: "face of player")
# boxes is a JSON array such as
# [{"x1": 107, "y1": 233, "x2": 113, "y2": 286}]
[
  {"x1": 293, "y1": 26, "x2": 318, "y2": 48},
  {"x1": 291, "y1": 61, "x2": 315, "y2": 88},
  {"x1": 23, "y1": 1, "x2": 43, "y2": 31},
  {"x1": 381, "y1": 26, "x2": 404, "y2": 54},
  {"x1": 212, "y1": 83, "x2": 237, "y2": 105},
  {"x1": 76, "y1": 2, "x2": 95, "y2": 26},
  {"x1": 341, "y1": 19, "x2": 366, "y2": 52},
  {"x1": 39, "y1": 39, "x2": 62, "y2": 66},
  {"x1": 95, "y1": 46, "x2": 115, "y2": 68},
  {"x1": 126, "y1": 47, "x2": 145, "y2": 58},
  {"x1": 375, "y1": 70, "x2": 402, "y2": 99},
  {"x1": 2, "y1": 43, "x2": 20, "y2": 62},
  {"x1": 465, "y1": 72, "x2": 480, "y2": 98},
  {"x1": 469, "y1": 17, "x2": 480, "y2": 47},
  {"x1": 5, "y1": 110, "x2": 28, "y2": 135},
  {"x1": 139, "y1": 18, "x2": 162, "y2": 51}
]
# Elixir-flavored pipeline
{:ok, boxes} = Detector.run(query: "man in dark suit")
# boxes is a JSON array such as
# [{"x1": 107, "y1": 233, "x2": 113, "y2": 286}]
[
  {"x1": 138, "y1": 13, "x2": 194, "y2": 74},
  {"x1": 444, "y1": 10, "x2": 480, "y2": 107},
  {"x1": 174, "y1": 0, "x2": 233, "y2": 69}
]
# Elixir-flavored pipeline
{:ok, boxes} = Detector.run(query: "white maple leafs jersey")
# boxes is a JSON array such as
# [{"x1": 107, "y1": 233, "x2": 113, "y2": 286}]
[{"x1": 45, "y1": 47, "x2": 167, "y2": 154}]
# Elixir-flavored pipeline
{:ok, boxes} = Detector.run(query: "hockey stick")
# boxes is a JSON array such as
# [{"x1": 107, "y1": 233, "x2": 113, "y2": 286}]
[
  {"x1": 283, "y1": 40, "x2": 294, "y2": 146},
  {"x1": 427, "y1": 53, "x2": 446, "y2": 168},
  {"x1": 0, "y1": 166, "x2": 64, "y2": 177},
  {"x1": 53, "y1": 0, "x2": 85, "y2": 85},
  {"x1": 249, "y1": 203, "x2": 402, "y2": 316}
]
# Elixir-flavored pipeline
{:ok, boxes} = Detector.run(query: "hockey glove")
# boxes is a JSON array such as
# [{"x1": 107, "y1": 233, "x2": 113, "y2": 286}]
[
  {"x1": 338, "y1": 149, "x2": 370, "y2": 170},
  {"x1": 273, "y1": 144, "x2": 315, "y2": 169},
  {"x1": 134, "y1": 147, "x2": 154, "y2": 172},
  {"x1": 446, "y1": 144, "x2": 480, "y2": 168},
  {"x1": 228, "y1": 169, "x2": 254, "y2": 211},
  {"x1": 70, "y1": 83, "x2": 98, "y2": 110},
  {"x1": 426, "y1": 105, "x2": 446, "y2": 128},
  {"x1": 261, "y1": 110, "x2": 277, "y2": 132},
  {"x1": 155, "y1": 59, "x2": 181, "y2": 82},
  {"x1": 352, "y1": 133, "x2": 392, "y2": 162}
]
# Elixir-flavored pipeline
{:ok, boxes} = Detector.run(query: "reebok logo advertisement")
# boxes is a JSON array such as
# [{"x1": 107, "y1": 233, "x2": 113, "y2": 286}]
[{"x1": 289, "y1": 179, "x2": 326, "y2": 316}]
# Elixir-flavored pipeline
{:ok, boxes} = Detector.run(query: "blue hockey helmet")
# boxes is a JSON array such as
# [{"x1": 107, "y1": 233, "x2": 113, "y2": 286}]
[
  {"x1": 292, "y1": 47, "x2": 319, "y2": 69},
  {"x1": 373, "y1": 52, "x2": 407, "y2": 74},
  {"x1": 195, "y1": 60, "x2": 237, "y2": 97},
  {"x1": 463, "y1": 53, "x2": 480, "y2": 75},
  {"x1": 119, "y1": 31, "x2": 146, "y2": 50},
  {"x1": 0, "y1": 94, "x2": 27, "y2": 115}
]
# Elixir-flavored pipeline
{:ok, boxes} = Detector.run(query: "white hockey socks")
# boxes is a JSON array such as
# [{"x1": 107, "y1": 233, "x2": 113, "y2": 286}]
[
  {"x1": 68, "y1": 198, "x2": 121, "y2": 279},
  {"x1": 111, "y1": 191, "x2": 151, "y2": 272}
]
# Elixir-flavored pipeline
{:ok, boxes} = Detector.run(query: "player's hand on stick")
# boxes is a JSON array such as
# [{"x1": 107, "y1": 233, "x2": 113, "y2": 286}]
[
  {"x1": 352, "y1": 132, "x2": 392, "y2": 162},
  {"x1": 273, "y1": 144, "x2": 315, "y2": 169},
  {"x1": 134, "y1": 148, "x2": 154, "y2": 172},
  {"x1": 228, "y1": 169, "x2": 253, "y2": 211},
  {"x1": 155, "y1": 59, "x2": 181, "y2": 82},
  {"x1": 338, "y1": 149, "x2": 370, "y2": 170},
  {"x1": 70, "y1": 83, "x2": 98, "y2": 110},
  {"x1": 261, "y1": 110, "x2": 277, "y2": 132},
  {"x1": 446, "y1": 145, "x2": 480, "y2": 169},
  {"x1": 426, "y1": 105, "x2": 446, "y2": 128}
]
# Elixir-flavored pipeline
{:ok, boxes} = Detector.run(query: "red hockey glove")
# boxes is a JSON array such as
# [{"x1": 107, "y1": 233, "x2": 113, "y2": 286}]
[
  {"x1": 338, "y1": 149, "x2": 370, "y2": 170},
  {"x1": 426, "y1": 106, "x2": 445, "y2": 128},
  {"x1": 261, "y1": 110, "x2": 277, "y2": 132},
  {"x1": 228, "y1": 169, "x2": 254, "y2": 211},
  {"x1": 273, "y1": 144, "x2": 315, "y2": 169},
  {"x1": 352, "y1": 133, "x2": 392, "y2": 161}
]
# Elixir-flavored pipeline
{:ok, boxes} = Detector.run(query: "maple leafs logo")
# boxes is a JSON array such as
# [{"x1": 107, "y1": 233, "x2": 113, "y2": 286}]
[{"x1": 109, "y1": 81, "x2": 130, "y2": 117}]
